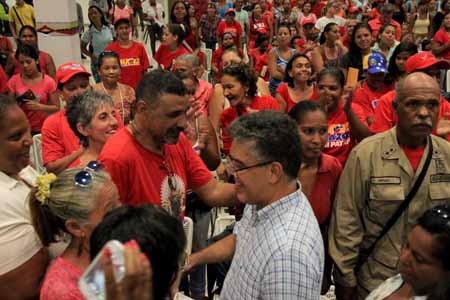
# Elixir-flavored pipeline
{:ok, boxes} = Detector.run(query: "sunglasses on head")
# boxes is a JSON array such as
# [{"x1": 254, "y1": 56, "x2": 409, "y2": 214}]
[{"x1": 74, "y1": 161, "x2": 102, "y2": 187}]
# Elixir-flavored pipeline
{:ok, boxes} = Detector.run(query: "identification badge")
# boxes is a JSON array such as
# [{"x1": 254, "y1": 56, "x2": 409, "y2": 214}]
[{"x1": 370, "y1": 177, "x2": 401, "y2": 185}]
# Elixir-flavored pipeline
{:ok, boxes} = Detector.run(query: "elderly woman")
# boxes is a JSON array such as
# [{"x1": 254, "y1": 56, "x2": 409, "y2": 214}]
[
  {"x1": 66, "y1": 90, "x2": 119, "y2": 166},
  {"x1": 32, "y1": 166, "x2": 120, "y2": 300},
  {"x1": 0, "y1": 95, "x2": 48, "y2": 300}
]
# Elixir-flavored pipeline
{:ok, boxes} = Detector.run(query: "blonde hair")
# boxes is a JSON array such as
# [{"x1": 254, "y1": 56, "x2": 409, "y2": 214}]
[{"x1": 30, "y1": 167, "x2": 112, "y2": 247}]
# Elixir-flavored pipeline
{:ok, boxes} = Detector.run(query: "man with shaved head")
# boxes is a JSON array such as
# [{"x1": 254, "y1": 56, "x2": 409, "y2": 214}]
[{"x1": 329, "y1": 72, "x2": 450, "y2": 300}]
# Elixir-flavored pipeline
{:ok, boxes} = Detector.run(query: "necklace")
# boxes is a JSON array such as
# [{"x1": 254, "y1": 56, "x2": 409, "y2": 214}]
[{"x1": 101, "y1": 82, "x2": 125, "y2": 122}]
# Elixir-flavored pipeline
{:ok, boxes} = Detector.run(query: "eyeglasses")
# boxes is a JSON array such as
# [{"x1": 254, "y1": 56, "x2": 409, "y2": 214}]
[
  {"x1": 227, "y1": 160, "x2": 274, "y2": 175},
  {"x1": 74, "y1": 161, "x2": 102, "y2": 187}
]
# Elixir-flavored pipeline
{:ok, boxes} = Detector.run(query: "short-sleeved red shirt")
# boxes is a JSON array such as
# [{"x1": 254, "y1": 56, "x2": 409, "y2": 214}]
[
  {"x1": 275, "y1": 82, "x2": 319, "y2": 112},
  {"x1": 249, "y1": 48, "x2": 270, "y2": 81},
  {"x1": 216, "y1": 20, "x2": 243, "y2": 45},
  {"x1": 433, "y1": 28, "x2": 450, "y2": 60},
  {"x1": 154, "y1": 44, "x2": 190, "y2": 70},
  {"x1": 0, "y1": 65, "x2": 8, "y2": 94},
  {"x1": 370, "y1": 91, "x2": 450, "y2": 142},
  {"x1": 220, "y1": 96, "x2": 280, "y2": 154},
  {"x1": 352, "y1": 81, "x2": 393, "y2": 123},
  {"x1": 99, "y1": 128, "x2": 213, "y2": 218},
  {"x1": 323, "y1": 102, "x2": 355, "y2": 166},
  {"x1": 105, "y1": 41, "x2": 150, "y2": 89},
  {"x1": 42, "y1": 110, "x2": 80, "y2": 167},
  {"x1": 7, "y1": 74, "x2": 56, "y2": 132},
  {"x1": 309, "y1": 153, "x2": 342, "y2": 225}
]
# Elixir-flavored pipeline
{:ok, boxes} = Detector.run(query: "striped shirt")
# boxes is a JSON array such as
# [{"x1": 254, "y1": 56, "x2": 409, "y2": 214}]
[{"x1": 221, "y1": 187, "x2": 324, "y2": 300}]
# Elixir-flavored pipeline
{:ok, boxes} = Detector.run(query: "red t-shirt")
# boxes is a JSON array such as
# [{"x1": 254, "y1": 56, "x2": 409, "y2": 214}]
[
  {"x1": 0, "y1": 65, "x2": 8, "y2": 94},
  {"x1": 249, "y1": 48, "x2": 270, "y2": 81},
  {"x1": 105, "y1": 41, "x2": 150, "y2": 89},
  {"x1": 324, "y1": 102, "x2": 354, "y2": 166},
  {"x1": 309, "y1": 153, "x2": 342, "y2": 225},
  {"x1": 311, "y1": 1, "x2": 326, "y2": 18},
  {"x1": 248, "y1": 17, "x2": 270, "y2": 48},
  {"x1": 433, "y1": 28, "x2": 450, "y2": 60},
  {"x1": 352, "y1": 81, "x2": 393, "y2": 123},
  {"x1": 7, "y1": 74, "x2": 56, "y2": 132},
  {"x1": 216, "y1": 20, "x2": 243, "y2": 45},
  {"x1": 154, "y1": 44, "x2": 190, "y2": 70},
  {"x1": 42, "y1": 110, "x2": 80, "y2": 167},
  {"x1": 275, "y1": 82, "x2": 319, "y2": 112},
  {"x1": 99, "y1": 128, "x2": 213, "y2": 218},
  {"x1": 370, "y1": 91, "x2": 450, "y2": 141},
  {"x1": 401, "y1": 145, "x2": 425, "y2": 172},
  {"x1": 220, "y1": 96, "x2": 280, "y2": 153}
]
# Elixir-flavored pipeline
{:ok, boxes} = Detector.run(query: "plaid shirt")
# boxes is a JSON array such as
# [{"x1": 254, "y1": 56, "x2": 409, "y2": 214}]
[
  {"x1": 199, "y1": 14, "x2": 221, "y2": 42},
  {"x1": 221, "y1": 187, "x2": 324, "y2": 300}
]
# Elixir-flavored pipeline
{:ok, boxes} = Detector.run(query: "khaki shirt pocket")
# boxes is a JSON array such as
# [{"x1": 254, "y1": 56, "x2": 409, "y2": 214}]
[
  {"x1": 429, "y1": 181, "x2": 450, "y2": 202},
  {"x1": 368, "y1": 184, "x2": 405, "y2": 226}
]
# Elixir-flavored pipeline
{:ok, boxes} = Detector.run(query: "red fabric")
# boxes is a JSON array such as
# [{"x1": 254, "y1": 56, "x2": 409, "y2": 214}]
[
  {"x1": 42, "y1": 110, "x2": 80, "y2": 166},
  {"x1": 41, "y1": 110, "x2": 124, "y2": 166},
  {"x1": 370, "y1": 92, "x2": 450, "y2": 141},
  {"x1": 196, "y1": 49, "x2": 206, "y2": 68},
  {"x1": 323, "y1": 102, "x2": 354, "y2": 166},
  {"x1": 248, "y1": 17, "x2": 270, "y2": 48},
  {"x1": 368, "y1": 18, "x2": 401, "y2": 40},
  {"x1": 401, "y1": 145, "x2": 426, "y2": 172},
  {"x1": 0, "y1": 37, "x2": 12, "y2": 52},
  {"x1": 309, "y1": 153, "x2": 342, "y2": 225},
  {"x1": 220, "y1": 96, "x2": 280, "y2": 153},
  {"x1": 341, "y1": 36, "x2": 350, "y2": 49},
  {"x1": 195, "y1": 79, "x2": 213, "y2": 115},
  {"x1": 99, "y1": 128, "x2": 213, "y2": 216},
  {"x1": 311, "y1": 1, "x2": 326, "y2": 18},
  {"x1": 39, "y1": 257, "x2": 83, "y2": 300},
  {"x1": 275, "y1": 82, "x2": 319, "y2": 112},
  {"x1": 154, "y1": 44, "x2": 190, "y2": 70},
  {"x1": 105, "y1": 41, "x2": 150, "y2": 89},
  {"x1": 249, "y1": 48, "x2": 270, "y2": 81},
  {"x1": 7, "y1": 74, "x2": 56, "y2": 132},
  {"x1": 12, "y1": 51, "x2": 50, "y2": 76},
  {"x1": 433, "y1": 29, "x2": 450, "y2": 60},
  {"x1": 216, "y1": 20, "x2": 243, "y2": 45},
  {"x1": 0, "y1": 65, "x2": 8, "y2": 93},
  {"x1": 184, "y1": 30, "x2": 198, "y2": 51},
  {"x1": 352, "y1": 81, "x2": 393, "y2": 123}
]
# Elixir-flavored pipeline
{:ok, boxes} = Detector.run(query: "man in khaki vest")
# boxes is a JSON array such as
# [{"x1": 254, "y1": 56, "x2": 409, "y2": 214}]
[{"x1": 329, "y1": 72, "x2": 450, "y2": 300}]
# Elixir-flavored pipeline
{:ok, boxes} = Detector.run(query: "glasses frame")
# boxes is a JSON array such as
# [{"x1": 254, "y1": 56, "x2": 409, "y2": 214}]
[{"x1": 228, "y1": 160, "x2": 274, "y2": 175}]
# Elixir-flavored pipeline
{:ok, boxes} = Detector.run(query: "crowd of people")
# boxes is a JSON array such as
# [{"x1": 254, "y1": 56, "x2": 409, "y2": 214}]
[{"x1": 1, "y1": 0, "x2": 450, "y2": 299}]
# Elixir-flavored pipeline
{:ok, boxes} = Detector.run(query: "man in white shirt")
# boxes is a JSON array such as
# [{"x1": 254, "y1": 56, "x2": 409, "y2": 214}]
[
  {"x1": 186, "y1": 111, "x2": 324, "y2": 300},
  {"x1": 141, "y1": 0, "x2": 164, "y2": 54}
]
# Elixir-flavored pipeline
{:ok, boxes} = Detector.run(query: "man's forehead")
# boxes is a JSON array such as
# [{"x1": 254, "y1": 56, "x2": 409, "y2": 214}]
[{"x1": 400, "y1": 87, "x2": 440, "y2": 100}]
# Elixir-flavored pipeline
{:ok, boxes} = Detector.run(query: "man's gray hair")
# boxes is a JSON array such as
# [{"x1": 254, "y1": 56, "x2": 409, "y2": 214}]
[
  {"x1": 175, "y1": 54, "x2": 201, "y2": 68},
  {"x1": 66, "y1": 90, "x2": 115, "y2": 147},
  {"x1": 228, "y1": 110, "x2": 302, "y2": 179}
]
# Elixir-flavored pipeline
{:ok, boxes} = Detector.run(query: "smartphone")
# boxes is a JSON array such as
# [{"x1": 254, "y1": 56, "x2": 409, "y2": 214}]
[
  {"x1": 78, "y1": 240, "x2": 125, "y2": 300},
  {"x1": 16, "y1": 89, "x2": 36, "y2": 104}
]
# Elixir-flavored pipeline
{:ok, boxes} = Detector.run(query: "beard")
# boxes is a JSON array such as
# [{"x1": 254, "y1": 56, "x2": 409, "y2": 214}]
[{"x1": 163, "y1": 127, "x2": 184, "y2": 144}]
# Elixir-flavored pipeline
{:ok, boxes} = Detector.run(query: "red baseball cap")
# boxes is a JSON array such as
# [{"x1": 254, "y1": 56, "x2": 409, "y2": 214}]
[
  {"x1": 302, "y1": 17, "x2": 316, "y2": 26},
  {"x1": 405, "y1": 51, "x2": 450, "y2": 74},
  {"x1": 225, "y1": 8, "x2": 236, "y2": 16},
  {"x1": 56, "y1": 62, "x2": 91, "y2": 84}
]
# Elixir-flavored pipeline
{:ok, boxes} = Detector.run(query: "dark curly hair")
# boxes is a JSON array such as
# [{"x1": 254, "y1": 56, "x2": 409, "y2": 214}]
[
  {"x1": 220, "y1": 62, "x2": 258, "y2": 98},
  {"x1": 284, "y1": 53, "x2": 313, "y2": 88}
]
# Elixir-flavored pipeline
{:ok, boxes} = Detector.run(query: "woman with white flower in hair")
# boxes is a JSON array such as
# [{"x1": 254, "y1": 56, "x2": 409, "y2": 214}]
[{"x1": 31, "y1": 164, "x2": 120, "y2": 300}]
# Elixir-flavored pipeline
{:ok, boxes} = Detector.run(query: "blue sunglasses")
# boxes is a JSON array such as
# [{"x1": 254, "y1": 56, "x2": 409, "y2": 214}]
[{"x1": 74, "y1": 161, "x2": 102, "y2": 187}]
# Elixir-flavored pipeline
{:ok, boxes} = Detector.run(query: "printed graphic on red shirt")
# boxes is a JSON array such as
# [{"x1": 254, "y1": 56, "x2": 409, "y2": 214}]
[
  {"x1": 120, "y1": 57, "x2": 140, "y2": 67},
  {"x1": 160, "y1": 174, "x2": 186, "y2": 218},
  {"x1": 326, "y1": 122, "x2": 351, "y2": 148}
]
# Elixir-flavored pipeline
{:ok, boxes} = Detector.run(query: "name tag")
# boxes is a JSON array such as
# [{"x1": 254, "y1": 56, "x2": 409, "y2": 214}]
[
  {"x1": 430, "y1": 174, "x2": 450, "y2": 183},
  {"x1": 370, "y1": 177, "x2": 401, "y2": 185}
]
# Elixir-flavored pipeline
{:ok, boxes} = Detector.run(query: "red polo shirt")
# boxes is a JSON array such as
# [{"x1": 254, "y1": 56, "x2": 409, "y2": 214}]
[
  {"x1": 352, "y1": 81, "x2": 393, "y2": 124},
  {"x1": 216, "y1": 20, "x2": 243, "y2": 45}
]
